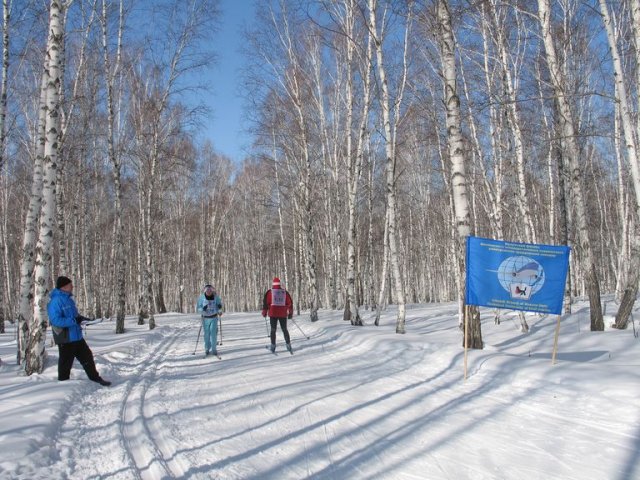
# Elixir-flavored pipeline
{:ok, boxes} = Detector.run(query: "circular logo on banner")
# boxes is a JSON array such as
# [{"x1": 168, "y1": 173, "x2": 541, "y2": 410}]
[{"x1": 497, "y1": 256, "x2": 545, "y2": 300}]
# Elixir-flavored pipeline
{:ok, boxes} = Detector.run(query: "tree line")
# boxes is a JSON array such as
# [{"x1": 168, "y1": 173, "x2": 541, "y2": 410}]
[{"x1": 0, "y1": 0, "x2": 638, "y2": 375}]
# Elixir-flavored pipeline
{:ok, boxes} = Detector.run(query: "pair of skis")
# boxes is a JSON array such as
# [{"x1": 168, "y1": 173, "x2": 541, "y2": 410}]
[{"x1": 266, "y1": 345, "x2": 294, "y2": 355}]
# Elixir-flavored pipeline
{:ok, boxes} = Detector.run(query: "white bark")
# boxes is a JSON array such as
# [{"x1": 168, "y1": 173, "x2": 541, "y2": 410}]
[
  {"x1": 101, "y1": 0, "x2": 126, "y2": 333},
  {"x1": 438, "y1": 0, "x2": 482, "y2": 348},
  {"x1": 270, "y1": 3, "x2": 319, "y2": 321},
  {"x1": 25, "y1": 0, "x2": 64, "y2": 375},
  {"x1": 488, "y1": 0, "x2": 536, "y2": 243},
  {"x1": 17, "y1": 51, "x2": 49, "y2": 366},
  {"x1": 599, "y1": 0, "x2": 640, "y2": 328},
  {"x1": 342, "y1": 0, "x2": 373, "y2": 326},
  {"x1": 272, "y1": 129, "x2": 289, "y2": 287},
  {"x1": 538, "y1": 0, "x2": 603, "y2": 330},
  {"x1": 368, "y1": 0, "x2": 408, "y2": 334},
  {"x1": 0, "y1": 0, "x2": 9, "y2": 174}
]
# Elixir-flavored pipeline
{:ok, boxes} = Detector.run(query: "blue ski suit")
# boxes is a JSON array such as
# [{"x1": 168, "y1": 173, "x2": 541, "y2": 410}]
[
  {"x1": 47, "y1": 288, "x2": 103, "y2": 382},
  {"x1": 196, "y1": 287, "x2": 223, "y2": 354}
]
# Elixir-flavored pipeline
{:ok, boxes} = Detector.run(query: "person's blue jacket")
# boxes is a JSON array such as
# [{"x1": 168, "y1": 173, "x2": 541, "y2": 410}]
[
  {"x1": 47, "y1": 288, "x2": 83, "y2": 344},
  {"x1": 196, "y1": 293, "x2": 223, "y2": 317}
]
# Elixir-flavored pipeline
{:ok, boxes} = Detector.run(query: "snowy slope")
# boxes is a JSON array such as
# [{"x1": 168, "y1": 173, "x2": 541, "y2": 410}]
[{"x1": 0, "y1": 301, "x2": 638, "y2": 479}]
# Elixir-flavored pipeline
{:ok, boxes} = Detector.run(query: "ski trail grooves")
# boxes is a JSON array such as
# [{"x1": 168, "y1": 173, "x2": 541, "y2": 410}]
[{"x1": 118, "y1": 326, "x2": 188, "y2": 479}]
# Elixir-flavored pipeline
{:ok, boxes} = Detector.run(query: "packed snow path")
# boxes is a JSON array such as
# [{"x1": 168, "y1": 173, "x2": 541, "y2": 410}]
[{"x1": 3, "y1": 304, "x2": 639, "y2": 479}]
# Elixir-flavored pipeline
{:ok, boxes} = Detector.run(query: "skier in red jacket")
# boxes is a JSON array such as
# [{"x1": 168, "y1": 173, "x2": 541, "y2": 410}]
[{"x1": 262, "y1": 277, "x2": 293, "y2": 353}]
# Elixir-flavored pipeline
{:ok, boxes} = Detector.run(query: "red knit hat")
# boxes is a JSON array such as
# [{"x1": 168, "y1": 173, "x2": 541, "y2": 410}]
[{"x1": 272, "y1": 277, "x2": 281, "y2": 288}]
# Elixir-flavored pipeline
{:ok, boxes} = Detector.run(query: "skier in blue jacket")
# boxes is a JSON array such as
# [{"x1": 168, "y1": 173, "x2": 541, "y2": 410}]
[
  {"x1": 196, "y1": 284, "x2": 223, "y2": 356},
  {"x1": 47, "y1": 276, "x2": 111, "y2": 386}
]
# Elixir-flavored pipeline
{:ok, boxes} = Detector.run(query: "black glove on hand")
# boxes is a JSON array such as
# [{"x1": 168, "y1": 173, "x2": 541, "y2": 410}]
[
  {"x1": 217, "y1": 304, "x2": 222, "y2": 310},
  {"x1": 76, "y1": 315, "x2": 88, "y2": 324},
  {"x1": 288, "y1": 314, "x2": 293, "y2": 319},
  {"x1": 203, "y1": 305, "x2": 208, "y2": 311}
]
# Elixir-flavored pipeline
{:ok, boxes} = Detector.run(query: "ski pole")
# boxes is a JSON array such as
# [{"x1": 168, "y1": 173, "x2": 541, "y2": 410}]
[
  {"x1": 217, "y1": 316, "x2": 223, "y2": 345},
  {"x1": 192, "y1": 322, "x2": 203, "y2": 355},
  {"x1": 290, "y1": 317, "x2": 310, "y2": 339}
]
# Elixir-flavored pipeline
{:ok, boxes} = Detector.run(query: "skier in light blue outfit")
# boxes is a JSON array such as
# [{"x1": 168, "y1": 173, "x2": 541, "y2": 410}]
[{"x1": 196, "y1": 284, "x2": 223, "y2": 356}]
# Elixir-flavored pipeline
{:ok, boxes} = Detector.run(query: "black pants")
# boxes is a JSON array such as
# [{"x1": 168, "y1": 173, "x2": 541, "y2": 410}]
[
  {"x1": 270, "y1": 317, "x2": 291, "y2": 345},
  {"x1": 58, "y1": 339, "x2": 100, "y2": 381}
]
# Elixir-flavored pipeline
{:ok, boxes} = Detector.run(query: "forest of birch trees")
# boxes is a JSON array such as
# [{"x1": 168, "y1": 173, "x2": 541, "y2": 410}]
[{"x1": 1, "y1": 0, "x2": 639, "y2": 373}]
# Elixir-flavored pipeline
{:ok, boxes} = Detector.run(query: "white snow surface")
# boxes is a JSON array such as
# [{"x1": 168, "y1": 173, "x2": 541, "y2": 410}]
[{"x1": 0, "y1": 300, "x2": 638, "y2": 479}]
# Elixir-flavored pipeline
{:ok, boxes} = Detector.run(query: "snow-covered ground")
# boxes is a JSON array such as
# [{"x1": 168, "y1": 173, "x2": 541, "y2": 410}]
[{"x1": 0, "y1": 299, "x2": 638, "y2": 479}]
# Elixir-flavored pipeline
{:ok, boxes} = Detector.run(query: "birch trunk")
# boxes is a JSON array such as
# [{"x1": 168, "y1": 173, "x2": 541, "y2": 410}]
[
  {"x1": 437, "y1": 0, "x2": 482, "y2": 348},
  {"x1": 538, "y1": 0, "x2": 603, "y2": 330},
  {"x1": 101, "y1": 0, "x2": 126, "y2": 333},
  {"x1": 16, "y1": 49, "x2": 49, "y2": 365},
  {"x1": 278, "y1": 10, "x2": 320, "y2": 322},
  {"x1": 272, "y1": 129, "x2": 289, "y2": 287},
  {"x1": 369, "y1": 0, "x2": 407, "y2": 333},
  {"x1": 613, "y1": 106, "x2": 628, "y2": 303},
  {"x1": 302, "y1": 146, "x2": 319, "y2": 322},
  {"x1": 0, "y1": 0, "x2": 8, "y2": 174},
  {"x1": 374, "y1": 211, "x2": 390, "y2": 327},
  {"x1": 344, "y1": 0, "x2": 372, "y2": 326},
  {"x1": 488, "y1": 0, "x2": 536, "y2": 244},
  {"x1": 0, "y1": 0, "x2": 9, "y2": 331},
  {"x1": 599, "y1": 0, "x2": 640, "y2": 328},
  {"x1": 25, "y1": 0, "x2": 64, "y2": 375}
]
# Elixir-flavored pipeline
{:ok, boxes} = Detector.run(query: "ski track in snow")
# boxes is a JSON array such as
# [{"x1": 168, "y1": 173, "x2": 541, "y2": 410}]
[
  {"x1": 3, "y1": 303, "x2": 638, "y2": 480},
  {"x1": 117, "y1": 327, "x2": 189, "y2": 479}
]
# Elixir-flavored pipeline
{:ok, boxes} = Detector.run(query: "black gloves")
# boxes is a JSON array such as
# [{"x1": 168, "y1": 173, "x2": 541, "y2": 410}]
[
  {"x1": 217, "y1": 304, "x2": 222, "y2": 310},
  {"x1": 288, "y1": 314, "x2": 293, "y2": 319},
  {"x1": 76, "y1": 315, "x2": 90, "y2": 324},
  {"x1": 203, "y1": 304, "x2": 208, "y2": 311}
]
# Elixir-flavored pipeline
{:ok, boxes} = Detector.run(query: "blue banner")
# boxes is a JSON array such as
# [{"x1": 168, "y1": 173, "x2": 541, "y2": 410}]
[{"x1": 465, "y1": 236, "x2": 570, "y2": 315}]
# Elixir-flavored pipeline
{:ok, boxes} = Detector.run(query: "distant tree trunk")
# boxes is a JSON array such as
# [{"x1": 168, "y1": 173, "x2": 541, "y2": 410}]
[
  {"x1": 555, "y1": 125, "x2": 573, "y2": 314},
  {"x1": 272, "y1": 129, "x2": 288, "y2": 287},
  {"x1": 294, "y1": 218, "x2": 302, "y2": 316},
  {"x1": 143, "y1": 146, "x2": 156, "y2": 329},
  {"x1": 302, "y1": 149, "x2": 319, "y2": 322},
  {"x1": 25, "y1": 0, "x2": 64, "y2": 375},
  {"x1": 369, "y1": 0, "x2": 408, "y2": 334},
  {"x1": 488, "y1": 0, "x2": 536, "y2": 244},
  {"x1": 365, "y1": 144, "x2": 376, "y2": 311},
  {"x1": 437, "y1": 0, "x2": 482, "y2": 348},
  {"x1": 0, "y1": 0, "x2": 9, "y2": 173},
  {"x1": 344, "y1": 0, "x2": 373, "y2": 327},
  {"x1": 538, "y1": 0, "x2": 603, "y2": 331},
  {"x1": 101, "y1": 0, "x2": 126, "y2": 333},
  {"x1": 613, "y1": 106, "x2": 629, "y2": 303},
  {"x1": 374, "y1": 212, "x2": 390, "y2": 327},
  {"x1": 0, "y1": 0, "x2": 10, "y2": 333}
]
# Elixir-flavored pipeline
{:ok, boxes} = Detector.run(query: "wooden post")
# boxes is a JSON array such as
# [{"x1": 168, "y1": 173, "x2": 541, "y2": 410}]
[
  {"x1": 464, "y1": 304, "x2": 469, "y2": 380},
  {"x1": 551, "y1": 315, "x2": 561, "y2": 364}
]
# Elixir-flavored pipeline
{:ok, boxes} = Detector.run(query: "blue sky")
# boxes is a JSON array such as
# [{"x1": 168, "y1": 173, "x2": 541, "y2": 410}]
[{"x1": 199, "y1": 0, "x2": 256, "y2": 163}]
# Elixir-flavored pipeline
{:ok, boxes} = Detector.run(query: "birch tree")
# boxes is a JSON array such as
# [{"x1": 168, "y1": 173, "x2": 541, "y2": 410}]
[
  {"x1": 101, "y1": 0, "x2": 127, "y2": 333},
  {"x1": 264, "y1": 2, "x2": 320, "y2": 321},
  {"x1": 328, "y1": 0, "x2": 373, "y2": 326},
  {"x1": 437, "y1": 0, "x2": 482, "y2": 348},
  {"x1": 25, "y1": 0, "x2": 65, "y2": 375},
  {"x1": 538, "y1": 0, "x2": 603, "y2": 331},
  {"x1": 130, "y1": 0, "x2": 218, "y2": 329},
  {"x1": 0, "y1": 0, "x2": 10, "y2": 174},
  {"x1": 368, "y1": 0, "x2": 409, "y2": 333},
  {"x1": 598, "y1": 0, "x2": 640, "y2": 329},
  {"x1": 0, "y1": 0, "x2": 11, "y2": 332},
  {"x1": 16, "y1": 65, "x2": 48, "y2": 366},
  {"x1": 487, "y1": 0, "x2": 536, "y2": 244}
]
